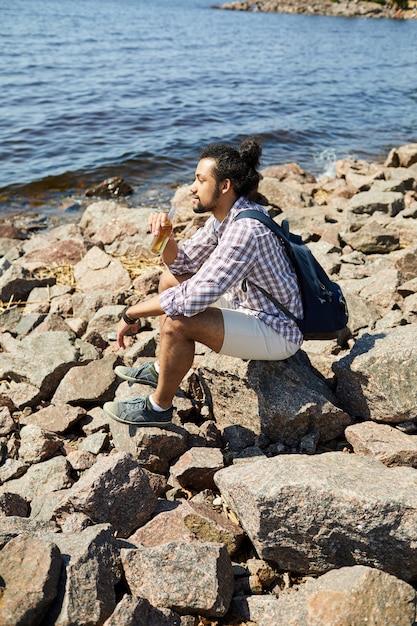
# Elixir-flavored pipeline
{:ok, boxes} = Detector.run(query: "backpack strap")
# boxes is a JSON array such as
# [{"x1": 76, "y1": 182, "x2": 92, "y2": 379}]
[
  {"x1": 235, "y1": 210, "x2": 302, "y2": 328},
  {"x1": 242, "y1": 277, "x2": 299, "y2": 325},
  {"x1": 235, "y1": 209, "x2": 286, "y2": 238}
]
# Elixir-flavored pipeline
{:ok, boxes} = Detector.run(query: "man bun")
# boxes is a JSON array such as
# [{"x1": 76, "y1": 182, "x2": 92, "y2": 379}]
[{"x1": 238, "y1": 137, "x2": 262, "y2": 170}]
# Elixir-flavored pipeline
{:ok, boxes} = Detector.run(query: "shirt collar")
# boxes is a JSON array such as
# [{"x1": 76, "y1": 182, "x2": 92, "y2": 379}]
[{"x1": 216, "y1": 196, "x2": 249, "y2": 237}]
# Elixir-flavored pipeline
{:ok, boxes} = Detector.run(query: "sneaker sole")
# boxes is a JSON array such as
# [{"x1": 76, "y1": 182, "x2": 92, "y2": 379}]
[
  {"x1": 103, "y1": 402, "x2": 172, "y2": 427},
  {"x1": 114, "y1": 365, "x2": 158, "y2": 387}
]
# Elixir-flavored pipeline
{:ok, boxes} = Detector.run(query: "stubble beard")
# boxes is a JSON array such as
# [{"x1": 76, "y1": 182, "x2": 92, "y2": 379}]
[
  {"x1": 193, "y1": 203, "x2": 211, "y2": 214},
  {"x1": 192, "y1": 183, "x2": 221, "y2": 214}
]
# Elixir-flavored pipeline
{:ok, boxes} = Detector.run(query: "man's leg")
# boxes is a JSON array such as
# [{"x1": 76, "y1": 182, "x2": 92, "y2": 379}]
[
  {"x1": 152, "y1": 308, "x2": 224, "y2": 409},
  {"x1": 114, "y1": 270, "x2": 196, "y2": 388},
  {"x1": 158, "y1": 269, "x2": 192, "y2": 292},
  {"x1": 156, "y1": 269, "x2": 192, "y2": 331}
]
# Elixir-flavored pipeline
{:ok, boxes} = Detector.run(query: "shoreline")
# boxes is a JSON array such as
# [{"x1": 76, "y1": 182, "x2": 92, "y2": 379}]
[
  {"x1": 2, "y1": 140, "x2": 416, "y2": 235},
  {"x1": 216, "y1": 0, "x2": 417, "y2": 19}
]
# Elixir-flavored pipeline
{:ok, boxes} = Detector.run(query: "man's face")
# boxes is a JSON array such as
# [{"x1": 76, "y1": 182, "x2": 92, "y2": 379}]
[{"x1": 190, "y1": 158, "x2": 221, "y2": 214}]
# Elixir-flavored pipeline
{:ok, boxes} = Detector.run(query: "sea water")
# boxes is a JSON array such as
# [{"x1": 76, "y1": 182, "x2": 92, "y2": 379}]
[{"x1": 1, "y1": 0, "x2": 416, "y2": 220}]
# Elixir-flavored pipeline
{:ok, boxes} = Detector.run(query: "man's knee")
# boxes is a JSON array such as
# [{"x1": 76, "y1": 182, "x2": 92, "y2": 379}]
[
  {"x1": 160, "y1": 315, "x2": 187, "y2": 342},
  {"x1": 161, "y1": 309, "x2": 224, "y2": 351},
  {"x1": 158, "y1": 270, "x2": 178, "y2": 293}
]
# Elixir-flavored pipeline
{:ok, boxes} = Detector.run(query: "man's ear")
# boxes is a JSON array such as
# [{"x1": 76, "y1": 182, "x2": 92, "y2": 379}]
[{"x1": 221, "y1": 178, "x2": 232, "y2": 194}]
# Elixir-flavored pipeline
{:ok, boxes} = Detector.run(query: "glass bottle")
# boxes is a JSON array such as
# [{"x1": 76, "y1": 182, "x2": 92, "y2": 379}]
[{"x1": 150, "y1": 207, "x2": 177, "y2": 255}]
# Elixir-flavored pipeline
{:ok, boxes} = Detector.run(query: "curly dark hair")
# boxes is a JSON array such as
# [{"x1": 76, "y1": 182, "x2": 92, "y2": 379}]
[{"x1": 200, "y1": 137, "x2": 262, "y2": 198}]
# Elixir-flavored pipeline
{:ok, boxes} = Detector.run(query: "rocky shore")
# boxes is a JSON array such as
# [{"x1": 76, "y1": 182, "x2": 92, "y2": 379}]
[
  {"x1": 1, "y1": 141, "x2": 417, "y2": 624},
  {"x1": 217, "y1": 0, "x2": 417, "y2": 20}
]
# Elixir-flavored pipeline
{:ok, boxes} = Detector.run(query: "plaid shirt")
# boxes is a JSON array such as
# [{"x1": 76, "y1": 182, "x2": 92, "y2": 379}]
[{"x1": 159, "y1": 196, "x2": 303, "y2": 345}]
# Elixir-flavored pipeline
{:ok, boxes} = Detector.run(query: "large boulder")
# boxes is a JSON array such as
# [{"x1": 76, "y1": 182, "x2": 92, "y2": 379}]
[
  {"x1": 199, "y1": 351, "x2": 351, "y2": 446},
  {"x1": 214, "y1": 451, "x2": 417, "y2": 580}
]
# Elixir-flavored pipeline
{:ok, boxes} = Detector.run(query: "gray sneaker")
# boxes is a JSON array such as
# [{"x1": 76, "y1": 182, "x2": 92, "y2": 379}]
[
  {"x1": 103, "y1": 396, "x2": 173, "y2": 427},
  {"x1": 115, "y1": 361, "x2": 158, "y2": 387}
]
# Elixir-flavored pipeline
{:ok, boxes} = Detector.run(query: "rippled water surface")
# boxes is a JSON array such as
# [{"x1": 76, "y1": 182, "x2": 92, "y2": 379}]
[{"x1": 1, "y1": 0, "x2": 416, "y2": 220}]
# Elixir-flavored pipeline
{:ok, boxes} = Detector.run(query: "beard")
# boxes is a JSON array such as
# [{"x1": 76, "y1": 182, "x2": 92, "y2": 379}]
[
  {"x1": 193, "y1": 203, "x2": 211, "y2": 214},
  {"x1": 192, "y1": 183, "x2": 221, "y2": 214}
]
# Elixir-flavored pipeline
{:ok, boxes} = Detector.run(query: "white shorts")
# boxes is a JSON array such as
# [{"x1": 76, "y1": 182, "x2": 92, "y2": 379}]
[{"x1": 216, "y1": 295, "x2": 300, "y2": 361}]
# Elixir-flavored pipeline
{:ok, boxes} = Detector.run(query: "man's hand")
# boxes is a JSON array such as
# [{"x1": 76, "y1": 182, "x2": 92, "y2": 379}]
[
  {"x1": 117, "y1": 318, "x2": 140, "y2": 349},
  {"x1": 148, "y1": 213, "x2": 179, "y2": 265},
  {"x1": 148, "y1": 212, "x2": 172, "y2": 238}
]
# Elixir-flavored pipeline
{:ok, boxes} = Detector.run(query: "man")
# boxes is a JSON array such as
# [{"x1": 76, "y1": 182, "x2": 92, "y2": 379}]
[{"x1": 103, "y1": 138, "x2": 303, "y2": 426}]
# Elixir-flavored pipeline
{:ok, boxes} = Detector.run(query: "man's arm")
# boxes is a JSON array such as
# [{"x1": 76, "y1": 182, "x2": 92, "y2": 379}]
[
  {"x1": 161, "y1": 236, "x2": 178, "y2": 266},
  {"x1": 117, "y1": 294, "x2": 164, "y2": 349}
]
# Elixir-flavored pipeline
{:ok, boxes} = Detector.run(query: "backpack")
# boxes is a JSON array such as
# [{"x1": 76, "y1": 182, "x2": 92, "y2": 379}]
[{"x1": 234, "y1": 209, "x2": 349, "y2": 340}]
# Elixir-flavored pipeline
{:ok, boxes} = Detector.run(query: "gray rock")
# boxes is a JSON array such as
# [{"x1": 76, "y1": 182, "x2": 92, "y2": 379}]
[
  {"x1": 129, "y1": 499, "x2": 244, "y2": 557},
  {"x1": 345, "y1": 421, "x2": 417, "y2": 468},
  {"x1": 402, "y1": 293, "x2": 417, "y2": 323},
  {"x1": 122, "y1": 329, "x2": 159, "y2": 364},
  {"x1": 235, "y1": 565, "x2": 416, "y2": 626},
  {"x1": 0, "y1": 458, "x2": 28, "y2": 484},
  {"x1": 33, "y1": 452, "x2": 157, "y2": 538},
  {"x1": 358, "y1": 268, "x2": 401, "y2": 311},
  {"x1": 214, "y1": 451, "x2": 417, "y2": 580},
  {"x1": 79, "y1": 405, "x2": 112, "y2": 435},
  {"x1": 71, "y1": 289, "x2": 124, "y2": 320},
  {"x1": 84, "y1": 304, "x2": 125, "y2": 339},
  {"x1": 52, "y1": 353, "x2": 121, "y2": 405},
  {"x1": 0, "y1": 534, "x2": 61, "y2": 626},
  {"x1": 65, "y1": 449, "x2": 97, "y2": 473},
  {"x1": 18, "y1": 423, "x2": 63, "y2": 463},
  {"x1": 398, "y1": 276, "x2": 417, "y2": 297},
  {"x1": 0, "y1": 516, "x2": 59, "y2": 549},
  {"x1": 73, "y1": 246, "x2": 131, "y2": 292},
  {"x1": 103, "y1": 595, "x2": 181, "y2": 626},
  {"x1": 349, "y1": 190, "x2": 404, "y2": 216},
  {"x1": 258, "y1": 177, "x2": 308, "y2": 211},
  {"x1": 121, "y1": 540, "x2": 234, "y2": 618},
  {"x1": 333, "y1": 325, "x2": 417, "y2": 422},
  {"x1": 0, "y1": 263, "x2": 55, "y2": 302},
  {"x1": 78, "y1": 431, "x2": 109, "y2": 454},
  {"x1": 78, "y1": 201, "x2": 152, "y2": 238},
  {"x1": 15, "y1": 312, "x2": 44, "y2": 336},
  {"x1": 0, "y1": 331, "x2": 100, "y2": 403},
  {"x1": 0, "y1": 406, "x2": 15, "y2": 436},
  {"x1": 0, "y1": 492, "x2": 29, "y2": 517},
  {"x1": 386, "y1": 143, "x2": 417, "y2": 168},
  {"x1": 0, "y1": 455, "x2": 72, "y2": 502},
  {"x1": 199, "y1": 351, "x2": 351, "y2": 446},
  {"x1": 341, "y1": 220, "x2": 400, "y2": 254},
  {"x1": 0, "y1": 304, "x2": 21, "y2": 333},
  {"x1": 41, "y1": 524, "x2": 120, "y2": 626},
  {"x1": 20, "y1": 403, "x2": 87, "y2": 434},
  {"x1": 84, "y1": 176, "x2": 133, "y2": 198},
  {"x1": 19, "y1": 236, "x2": 90, "y2": 270},
  {"x1": 110, "y1": 411, "x2": 188, "y2": 474},
  {"x1": 169, "y1": 447, "x2": 224, "y2": 491},
  {"x1": 395, "y1": 244, "x2": 417, "y2": 281},
  {"x1": 23, "y1": 284, "x2": 72, "y2": 316}
]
